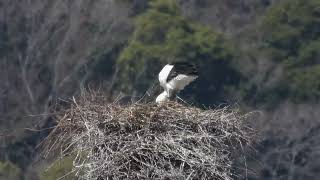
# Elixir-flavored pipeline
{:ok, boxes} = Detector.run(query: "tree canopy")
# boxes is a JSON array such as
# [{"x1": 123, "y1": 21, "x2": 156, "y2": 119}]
[
  {"x1": 262, "y1": 0, "x2": 320, "y2": 101},
  {"x1": 117, "y1": 0, "x2": 240, "y2": 104}
]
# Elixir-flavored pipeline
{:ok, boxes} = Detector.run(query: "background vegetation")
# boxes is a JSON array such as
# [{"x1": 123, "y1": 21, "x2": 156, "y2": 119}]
[
  {"x1": 39, "y1": 156, "x2": 76, "y2": 180},
  {"x1": 262, "y1": 0, "x2": 320, "y2": 102},
  {"x1": 117, "y1": 0, "x2": 240, "y2": 104}
]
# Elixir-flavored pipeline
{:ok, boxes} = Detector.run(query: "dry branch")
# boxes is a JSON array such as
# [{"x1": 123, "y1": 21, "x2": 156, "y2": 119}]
[{"x1": 44, "y1": 95, "x2": 253, "y2": 180}]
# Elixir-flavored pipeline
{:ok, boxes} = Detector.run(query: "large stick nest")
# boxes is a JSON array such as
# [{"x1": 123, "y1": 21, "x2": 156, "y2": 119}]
[{"x1": 44, "y1": 96, "x2": 253, "y2": 180}]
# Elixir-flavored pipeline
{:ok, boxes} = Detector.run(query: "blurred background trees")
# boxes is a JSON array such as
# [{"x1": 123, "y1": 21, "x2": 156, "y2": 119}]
[
  {"x1": 0, "y1": 161, "x2": 22, "y2": 180},
  {"x1": 117, "y1": 0, "x2": 241, "y2": 104},
  {"x1": 1, "y1": 0, "x2": 320, "y2": 179},
  {"x1": 39, "y1": 156, "x2": 76, "y2": 180},
  {"x1": 262, "y1": 0, "x2": 320, "y2": 102}
]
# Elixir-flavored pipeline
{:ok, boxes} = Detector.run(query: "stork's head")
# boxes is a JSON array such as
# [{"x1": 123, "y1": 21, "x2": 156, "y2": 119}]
[{"x1": 156, "y1": 91, "x2": 169, "y2": 103}]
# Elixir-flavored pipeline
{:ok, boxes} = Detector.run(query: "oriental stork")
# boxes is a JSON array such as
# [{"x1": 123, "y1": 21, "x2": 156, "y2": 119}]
[{"x1": 156, "y1": 62, "x2": 198, "y2": 103}]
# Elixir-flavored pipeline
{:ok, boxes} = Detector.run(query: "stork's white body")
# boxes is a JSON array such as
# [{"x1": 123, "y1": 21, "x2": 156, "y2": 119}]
[
  {"x1": 155, "y1": 91, "x2": 169, "y2": 103},
  {"x1": 166, "y1": 74, "x2": 198, "y2": 91},
  {"x1": 156, "y1": 64, "x2": 198, "y2": 103}
]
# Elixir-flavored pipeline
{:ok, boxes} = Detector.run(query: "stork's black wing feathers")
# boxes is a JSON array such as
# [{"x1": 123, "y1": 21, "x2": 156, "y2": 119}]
[{"x1": 166, "y1": 62, "x2": 198, "y2": 82}]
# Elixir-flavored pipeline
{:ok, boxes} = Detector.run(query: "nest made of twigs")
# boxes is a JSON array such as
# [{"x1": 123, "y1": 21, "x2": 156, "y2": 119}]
[{"x1": 44, "y1": 96, "x2": 253, "y2": 180}]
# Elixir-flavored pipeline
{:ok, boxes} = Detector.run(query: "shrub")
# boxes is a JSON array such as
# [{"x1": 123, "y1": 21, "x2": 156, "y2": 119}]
[{"x1": 0, "y1": 161, "x2": 22, "y2": 180}]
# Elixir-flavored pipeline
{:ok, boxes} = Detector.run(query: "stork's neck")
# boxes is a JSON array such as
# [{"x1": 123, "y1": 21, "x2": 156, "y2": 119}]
[{"x1": 156, "y1": 91, "x2": 169, "y2": 103}]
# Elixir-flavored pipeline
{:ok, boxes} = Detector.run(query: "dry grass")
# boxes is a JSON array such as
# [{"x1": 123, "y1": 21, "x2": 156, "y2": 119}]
[{"x1": 43, "y1": 95, "x2": 253, "y2": 180}]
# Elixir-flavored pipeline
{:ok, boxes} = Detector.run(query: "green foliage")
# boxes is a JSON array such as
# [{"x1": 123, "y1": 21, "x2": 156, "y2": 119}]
[
  {"x1": 287, "y1": 39, "x2": 320, "y2": 68},
  {"x1": 263, "y1": 0, "x2": 320, "y2": 60},
  {"x1": 288, "y1": 65, "x2": 320, "y2": 101},
  {"x1": 40, "y1": 156, "x2": 76, "y2": 180},
  {"x1": 261, "y1": 0, "x2": 320, "y2": 102},
  {"x1": 0, "y1": 161, "x2": 22, "y2": 180},
  {"x1": 117, "y1": 0, "x2": 240, "y2": 103}
]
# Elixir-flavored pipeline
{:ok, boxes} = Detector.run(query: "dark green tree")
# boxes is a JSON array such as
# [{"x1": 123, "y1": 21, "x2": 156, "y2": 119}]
[
  {"x1": 262, "y1": 0, "x2": 320, "y2": 101},
  {"x1": 117, "y1": 0, "x2": 240, "y2": 104}
]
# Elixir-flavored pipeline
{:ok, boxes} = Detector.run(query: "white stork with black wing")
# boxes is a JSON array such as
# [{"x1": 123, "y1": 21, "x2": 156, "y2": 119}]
[{"x1": 156, "y1": 62, "x2": 198, "y2": 103}]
